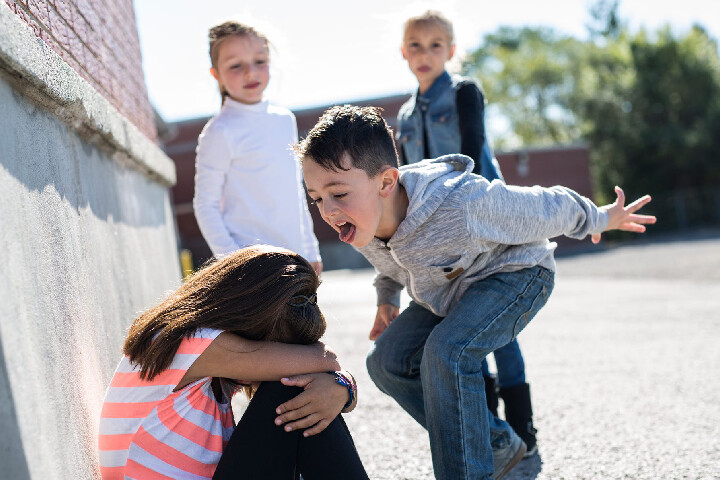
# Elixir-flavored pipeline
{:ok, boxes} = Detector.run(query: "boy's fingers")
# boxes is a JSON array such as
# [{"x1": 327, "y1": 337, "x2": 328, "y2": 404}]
[
  {"x1": 591, "y1": 233, "x2": 601, "y2": 244},
  {"x1": 629, "y1": 213, "x2": 656, "y2": 224},
  {"x1": 619, "y1": 222, "x2": 647, "y2": 233},
  {"x1": 626, "y1": 195, "x2": 652, "y2": 212},
  {"x1": 303, "y1": 419, "x2": 331, "y2": 437},
  {"x1": 615, "y1": 186, "x2": 625, "y2": 206},
  {"x1": 369, "y1": 315, "x2": 389, "y2": 340}
]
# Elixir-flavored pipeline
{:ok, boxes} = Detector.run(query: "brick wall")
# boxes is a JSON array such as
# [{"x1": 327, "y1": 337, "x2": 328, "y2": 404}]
[{"x1": 5, "y1": 0, "x2": 157, "y2": 141}]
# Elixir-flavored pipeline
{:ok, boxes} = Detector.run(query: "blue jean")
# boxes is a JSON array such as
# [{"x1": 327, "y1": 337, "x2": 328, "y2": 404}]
[
  {"x1": 481, "y1": 339, "x2": 526, "y2": 388},
  {"x1": 366, "y1": 266, "x2": 554, "y2": 480}
]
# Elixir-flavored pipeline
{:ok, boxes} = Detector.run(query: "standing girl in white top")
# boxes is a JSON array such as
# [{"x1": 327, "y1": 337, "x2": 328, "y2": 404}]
[{"x1": 194, "y1": 21, "x2": 322, "y2": 273}]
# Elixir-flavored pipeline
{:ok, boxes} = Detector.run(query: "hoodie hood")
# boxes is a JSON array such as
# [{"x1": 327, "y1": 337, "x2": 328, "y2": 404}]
[{"x1": 394, "y1": 154, "x2": 475, "y2": 241}]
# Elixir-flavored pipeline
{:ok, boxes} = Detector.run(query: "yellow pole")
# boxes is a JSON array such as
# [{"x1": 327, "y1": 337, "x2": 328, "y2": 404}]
[{"x1": 180, "y1": 249, "x2": 194, "y2": 280}]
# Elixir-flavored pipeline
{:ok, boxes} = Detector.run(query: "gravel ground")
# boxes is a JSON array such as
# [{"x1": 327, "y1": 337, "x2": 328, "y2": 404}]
[{"x1": 312, "y1": 231, "x2": 720, "y2": 479}]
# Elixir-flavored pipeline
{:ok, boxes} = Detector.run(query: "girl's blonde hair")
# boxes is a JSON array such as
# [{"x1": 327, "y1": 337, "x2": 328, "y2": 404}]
[
  {"x1": 208, "y1": 21, "x2": 270, "y2": 103},
  {"x1": 403, "y1": 10, "x2": 455, "y2": 44},
  {"x1": 123, "y1": 245, "x2": 325, "y2": 382}
]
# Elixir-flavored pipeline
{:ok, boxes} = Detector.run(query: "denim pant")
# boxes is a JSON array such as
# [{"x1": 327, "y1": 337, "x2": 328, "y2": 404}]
[
  {"x1": 481, "y1": 339, "x2": 526, "y2": 388},
  {"x1": 366, "y1": 266, "x2": 554, "y2": 480}
]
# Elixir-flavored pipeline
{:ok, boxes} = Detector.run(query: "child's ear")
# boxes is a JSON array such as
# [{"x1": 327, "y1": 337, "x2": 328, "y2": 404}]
[
  {"x1": 401, "y1": 45, "x2": 408, "y2": 60},
  {"x1": 448, "y1": 44, "x2": 456, "y2": 61},
  {"x1": 378, "y1": 168, "x2": 400, "y2": 198},
  {"x1": 210, "y1": 67, "x2": 219, "y2": 81}
]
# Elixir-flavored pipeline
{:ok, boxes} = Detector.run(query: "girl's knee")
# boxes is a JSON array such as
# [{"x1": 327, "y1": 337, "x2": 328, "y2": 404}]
[{"x1": 253, "y1": 381, "x2": 303, "y2": 404}]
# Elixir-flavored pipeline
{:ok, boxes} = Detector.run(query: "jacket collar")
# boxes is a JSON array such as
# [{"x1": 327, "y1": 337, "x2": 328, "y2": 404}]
[{"x1": 416, "y1": 71, "x2": 451, "y2": 107}]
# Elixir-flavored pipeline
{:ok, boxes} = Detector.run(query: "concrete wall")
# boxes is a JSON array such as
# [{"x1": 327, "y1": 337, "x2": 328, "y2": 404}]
[{"x1": 0, "y1": 3, "x2": 181, "y2": 478}]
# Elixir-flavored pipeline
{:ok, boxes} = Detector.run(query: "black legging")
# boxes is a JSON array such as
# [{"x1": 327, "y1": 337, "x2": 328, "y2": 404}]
[{"x1": 213, "y1": 381, "x2": 369, "y2": 480}]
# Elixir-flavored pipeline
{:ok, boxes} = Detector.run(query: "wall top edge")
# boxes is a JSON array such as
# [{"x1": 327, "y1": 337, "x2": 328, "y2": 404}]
[{"x1": 0, "y1": 3, "x2": 176, "y2": 186}]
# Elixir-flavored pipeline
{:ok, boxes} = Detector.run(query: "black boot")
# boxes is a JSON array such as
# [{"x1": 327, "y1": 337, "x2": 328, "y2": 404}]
[
  {"x1": 500, "y1": 382, "x2": 537, "y2": 457},
  {"x1": 484, "y1": 375, "x2": 499, "y2": 418}
]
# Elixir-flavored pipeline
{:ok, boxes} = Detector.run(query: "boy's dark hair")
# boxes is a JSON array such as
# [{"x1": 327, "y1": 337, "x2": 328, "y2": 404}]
[{"x1": 295, "y1": 105, "x2": 399, "y2": 177}]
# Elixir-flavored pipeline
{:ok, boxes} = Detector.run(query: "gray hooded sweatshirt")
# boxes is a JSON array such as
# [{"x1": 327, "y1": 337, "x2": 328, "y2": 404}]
[{"x1": 357, "y1": 154, "x2": 609, "y2": 317}]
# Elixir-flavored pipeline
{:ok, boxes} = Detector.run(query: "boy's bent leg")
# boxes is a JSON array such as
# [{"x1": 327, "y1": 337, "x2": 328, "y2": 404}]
[
  {"x1": 366, "y1": 301, "x2": 442, "y2": 427},
  {"x1": 420, "y1": 266, "x2": 554, "y2": 480}
]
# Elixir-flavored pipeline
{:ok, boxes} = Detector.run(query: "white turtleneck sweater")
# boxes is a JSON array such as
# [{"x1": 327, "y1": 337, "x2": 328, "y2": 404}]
[{"x1": 193, "y1": 98, "x2": 321, "y2": 262}]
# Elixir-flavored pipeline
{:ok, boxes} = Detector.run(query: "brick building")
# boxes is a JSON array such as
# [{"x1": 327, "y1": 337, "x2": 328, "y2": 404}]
[
  {"x1": 164, "y1": 95, "x2": 594, "y2": 270},
  {"x1": 4, "y1": 0, "x2": 157, "y2": 139}
]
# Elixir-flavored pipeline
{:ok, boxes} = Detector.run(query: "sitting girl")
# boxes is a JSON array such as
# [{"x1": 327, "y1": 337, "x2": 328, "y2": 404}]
[{"x1": 98, "y1": 245, "x2": 368, "y2": 479}]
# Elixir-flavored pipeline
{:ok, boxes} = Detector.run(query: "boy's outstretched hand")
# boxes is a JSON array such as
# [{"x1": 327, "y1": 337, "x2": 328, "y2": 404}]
[{"x1": 592, "y1": 186, "x2": 657, "y2": 244}]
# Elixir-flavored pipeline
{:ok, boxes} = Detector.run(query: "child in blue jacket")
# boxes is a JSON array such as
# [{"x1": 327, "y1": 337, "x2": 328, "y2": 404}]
[{"x1": 396, "y1": 10, "x2": 536, "y2": 455}]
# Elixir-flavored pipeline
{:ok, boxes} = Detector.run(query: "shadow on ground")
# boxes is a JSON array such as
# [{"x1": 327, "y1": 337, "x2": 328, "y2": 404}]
[{"x1": 506, "y1": 454, "x2": 542, "y2": 479}]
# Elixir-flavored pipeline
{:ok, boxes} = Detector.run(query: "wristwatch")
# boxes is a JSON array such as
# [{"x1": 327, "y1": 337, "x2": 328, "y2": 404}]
[{"x1": 328, "y1": 370, "x2": 356, "y2": 410}]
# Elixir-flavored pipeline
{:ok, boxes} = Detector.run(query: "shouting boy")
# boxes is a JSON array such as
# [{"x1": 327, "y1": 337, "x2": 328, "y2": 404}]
[{"x1": 298, "y1": 105, "x2": 655, "y2": 480}]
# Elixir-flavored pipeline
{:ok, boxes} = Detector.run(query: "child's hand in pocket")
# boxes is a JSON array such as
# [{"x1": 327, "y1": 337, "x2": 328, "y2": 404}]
[{"x1": 274, "y1": 373, "x2": 347, "y2": 436}]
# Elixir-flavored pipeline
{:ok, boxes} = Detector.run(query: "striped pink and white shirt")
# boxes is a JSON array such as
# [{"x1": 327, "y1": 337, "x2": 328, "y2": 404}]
[{"x1": 98, "y1": 328, "x2": 235, "y2": 479}]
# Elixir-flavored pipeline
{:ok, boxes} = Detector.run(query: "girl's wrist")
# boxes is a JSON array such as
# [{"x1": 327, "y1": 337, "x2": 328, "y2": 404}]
[{"x1": 328, "y1": 370, "x2": 357, "y2": 412}]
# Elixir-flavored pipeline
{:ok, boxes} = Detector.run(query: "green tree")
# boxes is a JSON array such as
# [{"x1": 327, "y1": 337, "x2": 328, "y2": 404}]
[
  {"x1": 580, "y1": 26, "x2": 720, "y2": 206},
  {"x1": 462, "y1": 27, "x2": 586, "y2": 150},
  {"x1": 463, "y1": 8, "x2": 720, "y2": 227}
]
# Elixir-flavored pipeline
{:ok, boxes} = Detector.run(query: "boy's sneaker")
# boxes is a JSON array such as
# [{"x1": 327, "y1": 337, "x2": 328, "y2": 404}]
[{"x1": 491, "y1": 429, "x2": 526, "y2": 479}]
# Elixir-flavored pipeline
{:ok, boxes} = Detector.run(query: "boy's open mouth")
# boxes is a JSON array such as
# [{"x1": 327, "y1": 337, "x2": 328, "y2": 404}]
[{"x1": 336, "y1": 221, "x2": 356, "y2": 244}]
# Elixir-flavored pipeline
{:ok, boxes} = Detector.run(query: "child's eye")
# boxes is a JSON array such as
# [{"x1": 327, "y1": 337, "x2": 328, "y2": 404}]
[
  {"x1": 256, "y1": 59, "x2": 266, "y2": 65},
  {"x1": 333, "y1": 193, "x2": 347, "y2": 199},
  {"x1": 309, "y1": 198, "x2": 322, "y2": 206}
]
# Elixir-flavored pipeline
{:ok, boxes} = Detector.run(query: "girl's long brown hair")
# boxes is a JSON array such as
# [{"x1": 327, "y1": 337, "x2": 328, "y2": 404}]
[{"x1": 123, "y1": 245, "x2": 325, "y2": 380}]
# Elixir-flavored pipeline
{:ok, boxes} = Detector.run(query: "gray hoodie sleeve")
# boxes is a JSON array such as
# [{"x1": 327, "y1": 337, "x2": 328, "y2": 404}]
[
  {"x1": 463, "y1": 181, "x2": 609, "y2": 244},
  {"x1": 373, "y1": 273, "x2": 404, "y2": 307}
]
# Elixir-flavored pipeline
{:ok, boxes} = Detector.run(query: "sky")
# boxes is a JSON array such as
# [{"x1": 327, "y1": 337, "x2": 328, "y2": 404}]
[{"x1": 134, "y1": 0, "x2": 720, "y2": 123}]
